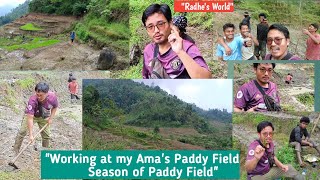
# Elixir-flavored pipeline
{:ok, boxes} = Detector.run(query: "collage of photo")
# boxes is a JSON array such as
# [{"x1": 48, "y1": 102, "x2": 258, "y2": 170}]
[{"x1": 0, "y1": 0, "x2": 319, "y2": 179}]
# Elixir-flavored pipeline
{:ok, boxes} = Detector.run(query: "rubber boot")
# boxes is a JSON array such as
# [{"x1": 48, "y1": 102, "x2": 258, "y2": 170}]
[
  {"x1": 13, "y1": 135, "x2": 24, "y2": 154},
  {"x1": 42, "y1": 139, "x2": 50, "y2": 148},
  {"x1": 296, "y1": 151, "x2": 306, "y2": 167}
]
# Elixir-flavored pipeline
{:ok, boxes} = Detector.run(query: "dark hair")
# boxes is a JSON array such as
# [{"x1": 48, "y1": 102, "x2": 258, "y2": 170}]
[
  {"x1": 268, "y1": 24, "x2": 290, "y2": 39},
  {"x1": 257, "y1": 121, "x2": 274, "y2": 133},
  {"x1": 239, "y1": 22, "x2": 249, "y2": 30},
  {"x1": 253, "y1": 63, "x2": 276, "y2": 69},
  {"x1": 35, "y1": 82, "x2": 49, "y2": 93},
  {"x1": 259, "y1": 13, "x2": 267, "y2": 18},
  {"x1": 223, "y1": 23, "x2": 235, "y2": 31},
  {"x1": 300, "y1": 116, "x2": 310, "y2": 124},
  {"x1": 181, "y1": 33, "x2": 195, "y2": 44},
  {"x1": 310, "y1": 23, "x2": 319, "y2": 32},
  {"x1": 142, "y1": 4, "x2": 172, "y2": 26},
  {"x1": 69, "y1": 73, "x2": 73, "y2": 76}
]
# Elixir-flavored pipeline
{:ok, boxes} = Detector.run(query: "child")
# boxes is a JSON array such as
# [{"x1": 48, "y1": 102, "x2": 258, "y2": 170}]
[{"x1": 68, "y1": 77, "x2": 80, "y2": 103}]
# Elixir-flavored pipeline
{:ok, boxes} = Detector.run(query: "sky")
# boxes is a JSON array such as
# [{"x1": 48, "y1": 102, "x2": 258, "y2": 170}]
[
  {"x1": 0, "y1": 0, "x2": 26, "y2": 8},
  {"x1": 0, "y1": 0, "x2": 26, "y2": 16},
  {"x1": 134, "y1": 79, "x2": 233, "y2": 112}
]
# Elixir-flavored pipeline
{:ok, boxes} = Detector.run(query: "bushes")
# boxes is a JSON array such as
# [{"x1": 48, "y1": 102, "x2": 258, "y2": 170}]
[
  {"x1": 276, "y1": 143, "x2": 299, "y2": 169},
  {"x1": 29, "y1": 0, "x2": 90, "y2": 16},
  {"x1": 75, "y1": 23, "x2": 90, "y2": 42},
  {"x1": 296, "y1": 92, "x2": 314, "y2": 107}
]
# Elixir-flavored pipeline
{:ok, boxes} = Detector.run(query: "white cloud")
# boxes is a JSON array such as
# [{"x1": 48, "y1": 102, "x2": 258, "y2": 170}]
[{"x1": 0, "y1": 0, "x2": 26, "y2": 7}]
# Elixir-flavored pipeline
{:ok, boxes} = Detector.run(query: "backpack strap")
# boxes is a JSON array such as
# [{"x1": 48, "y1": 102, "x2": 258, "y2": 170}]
[
  {"x1": 153, "y1": 44, "x2": 159, "y2": 59},
  {"x1": 253, "y1": 80, "x2": 267, "y2": 96},
  {"x1": 281, "y1": 52, "x2": 293, "y2": 60},
  {"x1": 256, "y1": 139, "x2": 266, "y2": 149},
  {"x1": 150, "y1": 44, "x2": 159, "y2": 70}
]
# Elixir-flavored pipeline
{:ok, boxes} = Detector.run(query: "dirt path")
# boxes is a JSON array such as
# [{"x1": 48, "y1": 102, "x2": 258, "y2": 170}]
[{"x1": 0, "y1": 42, "x2": 101, "y2": 70}]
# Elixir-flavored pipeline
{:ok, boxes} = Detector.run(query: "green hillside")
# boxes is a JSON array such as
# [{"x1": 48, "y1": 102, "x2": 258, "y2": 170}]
[
  {"x1": 73, "y1": 0, "x2": 129, "y2": 54},
  {"x1": 83, "y1": 79, "x2": 232, "y2": 150},
  {"x1": 28, "y1": 0, "x2": 129, "y2": 54},
  {"x1": 0, "y1": 0, "x2": 30, "y2": 26},
  {"x1": 235, "y1": 0, "x2": 320, "y2": 26}
]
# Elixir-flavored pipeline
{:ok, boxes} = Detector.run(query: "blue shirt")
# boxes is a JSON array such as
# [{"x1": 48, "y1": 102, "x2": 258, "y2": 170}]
[
  {"x1": 216, "y1": 36, "x2": 243, "y2": 60},
  {"x1": 70, "y1": 32, "x2": 75, "y2": 39}
]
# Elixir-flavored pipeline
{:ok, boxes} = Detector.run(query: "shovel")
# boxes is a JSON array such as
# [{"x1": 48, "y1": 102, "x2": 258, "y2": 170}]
[{"x1": 8, "y1": 123, "x2": 49, "y2": 169}]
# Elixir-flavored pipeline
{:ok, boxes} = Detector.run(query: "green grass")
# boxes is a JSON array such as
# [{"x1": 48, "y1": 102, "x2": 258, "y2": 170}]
[
  {"x1": 16, "y1": 77, "x2": 35, "y2": 89},
  {"x1": 296, "y1": 92, "x2": 314, "y2": 107},
  {"x1": 74, "y1": 0, "x2": 129, "y2": 55},
  {"x1": 276, "y1": 143, "x2": 299, "y2": 170},
  {"x1": 4, "y1": 37, "x2": 60, "y2": 51},
  {"x1": 235, "y1": 0, "x2": 320, "y2": 27},
  {"x1": 20, "y1": 23, "x2": 44, "y2": 31},
  {"x1": 0, "y1": 36, "x2": 23, "y2": 47},
  {"x1": 111, "y1": 61, "x2": 143, "y2": 78},
  {"x1": 0, "y1": 171, "x2": 38, "y2": 180}
]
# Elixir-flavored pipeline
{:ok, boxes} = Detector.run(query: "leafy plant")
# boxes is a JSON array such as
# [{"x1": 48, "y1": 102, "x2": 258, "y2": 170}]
[{"x1": 296, "y1": 92, "x2": 314, "y2": 107}]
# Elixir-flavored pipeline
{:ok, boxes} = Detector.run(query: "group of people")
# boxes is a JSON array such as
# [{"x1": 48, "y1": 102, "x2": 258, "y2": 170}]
[
  {"x1": 216, "y1": 12, "x2": 320, "y2": 61},
  {"x1": 246, "y1": 117, "x2": 319, "y2": 179}
]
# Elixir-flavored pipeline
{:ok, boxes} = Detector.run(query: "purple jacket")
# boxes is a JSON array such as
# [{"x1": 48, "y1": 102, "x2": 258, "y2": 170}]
[{"x1": 142, "y1": 40, "x2": 209, "y2": 79}]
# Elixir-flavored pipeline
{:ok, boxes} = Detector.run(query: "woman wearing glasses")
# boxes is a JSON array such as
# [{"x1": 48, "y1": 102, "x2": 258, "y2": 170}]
[
  {"x1": 141, "y1": 4, "x2": 211, "y2": 79},
  {"x1": 264, "y1": 24, "x2": 301, "y2": 60}
]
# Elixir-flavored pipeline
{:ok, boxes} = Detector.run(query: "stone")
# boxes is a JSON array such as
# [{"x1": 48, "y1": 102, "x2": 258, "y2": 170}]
[{"x1": 97, "y1": 47, "x2": 116, "y2": 70}]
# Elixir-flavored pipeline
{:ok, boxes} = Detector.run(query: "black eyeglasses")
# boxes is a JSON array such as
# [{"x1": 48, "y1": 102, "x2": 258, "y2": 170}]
[
  {"x1": 267, "y1": 37, "x2": 285, "y2": 45},
  {"x1": 262, "y1": 132, "x2": 273, "y2": 137},
  {"x1": 145, "y1": 21, "x2": 167, "y2": 33},
  {"x1": 258, "y1": 68, "x2": 273, "y2": 74}
]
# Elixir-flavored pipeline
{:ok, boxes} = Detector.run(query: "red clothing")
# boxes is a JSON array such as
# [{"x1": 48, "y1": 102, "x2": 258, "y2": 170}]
[
  {"x1": 286, "y1": 75, "x2": 292, "y2": 81},
  {"x1": 305, "y1": 34, "x2": 320, "y2": 60},
  {"x1": 68, "y1": 82, "x2": 78, "y2": 94}
]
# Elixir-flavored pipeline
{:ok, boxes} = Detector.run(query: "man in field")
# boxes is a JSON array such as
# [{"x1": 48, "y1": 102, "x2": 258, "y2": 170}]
[
  {"x1": 13, "y1": 82, "x2": 59, "y2": 153},
  {"x1": 234, "y1": 63, "x2": 280, "y2": 112},
  {"x1": 245, "y1": 121, "x2": 304, "y2": 180}
]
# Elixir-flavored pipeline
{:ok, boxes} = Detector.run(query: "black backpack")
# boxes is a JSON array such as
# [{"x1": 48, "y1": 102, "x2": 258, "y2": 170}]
[{"x1": 253, "y1": 80, "x2": 281, "y2": 111}]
